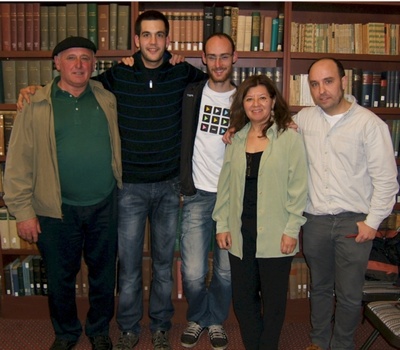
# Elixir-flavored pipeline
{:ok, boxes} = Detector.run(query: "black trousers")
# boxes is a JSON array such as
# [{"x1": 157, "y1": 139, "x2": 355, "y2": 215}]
[
  {"x1": 37, "y1": 188, "x2": 118, "y2": 342},
  {"x1": 229, "y1": 247, "x2": 293, "y2": 350}
]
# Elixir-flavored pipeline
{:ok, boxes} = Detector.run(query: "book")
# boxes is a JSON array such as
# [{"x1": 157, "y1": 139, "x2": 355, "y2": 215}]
[
  {"x1": 371, "y1": 71, "x2": 382, "y2": 108},
  {"x1": 0, "y1": 115, "x2": 4, "y2": 157},
  {"x1": 16, "y1": 3, "x2": 25, "y2": 51},
  {"x1": 171, "y1": 12, "x2": 180, "y2": 51},
  {"x1": 379, "y1": 71, "x2": 388, "y2": 108},
  {"x1": 1, "y1": 3, "x2": 11, "y2": 51},
  {"x1": 11, "y1": 258, "x2": 21, "y2": 296},
  {"x1": 185, "y1": 12, "x2": 193, "y2": 51},
  {"x1": 277, "y1": 13, "x2": 285, "y2": 52},
  {"x1": 57, "y1": 6, "x2": 67, "y2": 44},
  {"x1": 28, "y1": 61, "x2": 41, "y2": 86},
  {"x1": 236, "y1": 15, "x2": 246, "y2": 51},
  {"x1": 98, "y1": 4, "x2": 110, "y2": 50},
  {"x1": 40, "y1": 257, "x2": 48, "y2": 295},
  {"x1": 223, "y1": 6, "x2": 231, "y2": 36},
  {"x1": 32, "y1": 255, "x2": 42, "y2": 295},
  {"x1": 270, "y1": 17, "x2": 279, "y2": 52},
  {"x1": 88, "y1": 3, "x2": 98, "y2": 47},
  {"x1": 10, "y1": 3, "x2": 17, "y2": 51},
  {"x1": 351, "y1": 68, "x2": 363, "y2": 104},
  {"x1": 22, "y1": 255, "x2": 34, "y2": 296},
  {"x1": 78, "y1": 3, "x2": 88, "y2": 38},
  {"x1": 179, "y1": 12, "x2": 186, "y2": 50},
  {"x1": 109, "y1": 3, "x2": 118, "y2": 50},
  {"x1": 32, "y1": 3, "x2": 40, "y2": 51},
  {"x1": 40, "y1": 60, "x2": 54, "y2": 86},
  {"x1": 8, "y1": 213, "x2": 20, "y2": 249},
  {"x1": 243, "y1": 15, "x2": 253, "y2": 52},
  {"x1": 117, "y1": 5, "x2": 130, "y2": 50},
  {"x1": 40, "y1": 5, "x2": 49, "y2": 51},
  {"x1": 0, "y1": 207, "x2": 9, "y2": 249},
  {"x1": 48, "y1": 6, "x2": 57, "y2": 51},
  {"x1": 66, "y1": 3, "x2": 78, "y2": 37},
  {"x1": 17, "y1": 261, "x2": 25, "y2": 296},
  {"x1": 230, "y1": 7, "x2": 239, "y2": 47},
  {"x1": 288, "y1": 261, "x2": 297, "y2": 299},
  {"x1": 24, "y1": 3, "x2": 34, "y2": 51},
  {"x1": 263, "y1": 16, "x2": 273, "y2": 52},
  {"x1": 192, "y1": 11, "x2": 200, "y2": 51},
  {"x1": 394, "y1": 71, "x2": 400, "y2": 108},
  {"x1": 361, "y1": 70, "x2": 373, "y2": 107},
  {"x1": 4, "y1": 261, "x2": 13, "y2": 295},
  {"x1": 16, "y1": 60, "x2": 29, "y2": 100},
  {"x1": 203, "y1": 6, "x2": 214, "y2": 42},
  {"x1": 251, "y1": 12, "x2": 261, "y2": 51},
  {"x1": 214, "y1": 6, "x2": 223, "y2": 34},
  {"x1": 2, "y1": 60, "x2": 16, "y2": 104}
]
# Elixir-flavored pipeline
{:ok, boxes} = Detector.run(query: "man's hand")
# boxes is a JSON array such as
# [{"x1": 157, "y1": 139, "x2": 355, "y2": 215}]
[
  {"x1": 216, "y1": 232, "x2": 232, "y2": 250},
  {"x1": 222, "y1": 127, "x2": 236, "y2": 145},
  {"x1": 121, "y1": 56, "x2": 134, "y2": 66},
  {"x1": 17, "y1": 85, "x2": 41, "y2": 111},
  {"x1": 280, "y1": 233, "x2": 297, "y2": 254},
  {"x1": 355, "y1": 221, "x2": 377, "y2": 243},
  {"x1": 169, "y1": 53, "x2": 185, "y2": 65},
  {"x1": 288, "y1": 120, "x2": 299, "y2": 131},
  {"x1": 17, "y1": 217, "x2": 41, "y2": 243}
]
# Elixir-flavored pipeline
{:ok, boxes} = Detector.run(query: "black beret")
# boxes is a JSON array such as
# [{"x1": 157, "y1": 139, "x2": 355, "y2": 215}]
[{"x1": 52, "y1": 36, "x2": 97, "y2": 58}]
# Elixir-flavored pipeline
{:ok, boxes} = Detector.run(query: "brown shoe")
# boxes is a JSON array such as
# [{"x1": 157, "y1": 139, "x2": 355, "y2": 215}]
[{"x1": 305, "y1": 345, "x2": 323, "y2": 350}]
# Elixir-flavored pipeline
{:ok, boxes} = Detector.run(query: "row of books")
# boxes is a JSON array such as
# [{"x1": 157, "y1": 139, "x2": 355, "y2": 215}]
[
  {"x1": 0, "y1": 3, "x2": 131, "y2": 52},
  {"x1": 0, "y1": 59, "x2": 118, "y2": 104},
  {"x1": 290, "y1": 69, "x2": 400, "y2": 109},
  {"x1": 165, "y1": 7, "x2": 284, "y2": 53},
  {"x1": 4, "y1": 255, "x2": 47, "y2": 296},
  {"x1": 288, "y1": 258, "x2": 310, "y2": 300},
  {"x1": 291, "y1": 22, "x2": 400, "y2": 55},
  {"x1": 231, "y1": 66, "x2": 283, "y2": 93},
  {"x1": 387, "y1": 120, "x2": 400, "y2": 157}
]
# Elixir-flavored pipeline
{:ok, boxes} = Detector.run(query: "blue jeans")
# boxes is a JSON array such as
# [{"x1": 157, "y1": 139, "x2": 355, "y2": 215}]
[
  {"x1": 302, "y1": 212, "x2": 372, "y2": 350},
  {"x1": 116, "y1": 178, "x2": 180, "y2": 334},
  {"x1": 180, "y1": 190, "x2": 231, "y2": 327}
]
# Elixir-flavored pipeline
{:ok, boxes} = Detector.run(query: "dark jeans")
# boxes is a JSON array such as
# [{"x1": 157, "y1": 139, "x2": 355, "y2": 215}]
[{"x1": 37, "y1": 188, "x2": 118, "y2": 342}]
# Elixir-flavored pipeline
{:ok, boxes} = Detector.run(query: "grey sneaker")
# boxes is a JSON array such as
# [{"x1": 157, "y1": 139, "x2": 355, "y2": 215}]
[
  {"x1": 152, "y1": 330, "x2": 171, "y2": 350},
  {"x1": 181, "y1": 322, "x2": 205, "y2": 348},
  {"x1": 113, "y1": 332, "x2": 139, "y2": 350},
  {"x1": 208, "y1": 325, "x2": 228, "y2": 350}
]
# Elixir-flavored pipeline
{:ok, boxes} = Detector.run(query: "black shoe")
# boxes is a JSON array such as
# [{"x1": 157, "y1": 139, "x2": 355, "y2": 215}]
[
  {"x1": 50, "y1": 338, "x2": 77, "y2": 350},
  {"x1": 89, "y1": 335, "x2": 113, "y2": 350}
]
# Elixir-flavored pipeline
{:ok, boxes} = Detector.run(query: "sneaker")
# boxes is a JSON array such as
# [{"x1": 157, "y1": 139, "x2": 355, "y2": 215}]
[
  {"x1": 152, "y1": 330, "x2": 171, "y2": 350},
  {"x1": 181, "y1": 322, "x2": 205, "y2": 348},
  {"x1": 50, "y1": 338, "x2": 77, "y2": 350},
  {"x1": 113, "y1": 332, "x2": 139, "y2": 350},
  {"x1": 208, "y1": 325, "x2": 228, "y2": 350},
  {"x1": 89, "y1": 335, "x2": 112, "y2": 350}
]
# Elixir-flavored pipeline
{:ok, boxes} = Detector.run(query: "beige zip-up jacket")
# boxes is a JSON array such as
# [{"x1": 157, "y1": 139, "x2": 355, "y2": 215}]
[{"x1": 4, "y1": 79, "x2": 122, "y2": 222}]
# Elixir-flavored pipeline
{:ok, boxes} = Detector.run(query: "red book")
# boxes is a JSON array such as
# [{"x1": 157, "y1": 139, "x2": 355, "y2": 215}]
[
  {"x1": 10, "y1": 3, "x2": 17, "y2": 51},
  {"x1": 1, "y1": 3, "x2": 11, "y2": 51},
  {"x1": 16, "y1": 3, "x2": 25, "y2": 51}
]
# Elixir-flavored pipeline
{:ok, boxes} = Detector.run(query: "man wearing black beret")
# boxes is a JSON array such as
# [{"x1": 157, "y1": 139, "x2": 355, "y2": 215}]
[{"x1": 4, "y1": 36, "x2": 122, "y2": 350}]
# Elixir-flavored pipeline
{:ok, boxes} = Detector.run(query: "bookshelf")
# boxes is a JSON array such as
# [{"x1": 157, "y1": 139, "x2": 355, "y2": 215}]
[{"x1": 1, "y1": 1, "x2": 400, "y2": 319}]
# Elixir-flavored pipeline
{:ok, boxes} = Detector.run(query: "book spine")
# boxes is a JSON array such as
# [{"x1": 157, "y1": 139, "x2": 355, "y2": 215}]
[
  {"x1": 98, "y1": 4, "x2": 110, "y2": 50},
  {"x1": 109, "y1": 3, "x2": 118, "y2": 50},
  {"x1": 270, "y1": 17, "x2": 279, "y2": 52},
  {"x1": 57, "y1": 6, "x2": 67, "y2": 44},
  {"x1": 117, "y1": 5, "x2": 130, "y2": 50},
  {"x1": 78, "y1": 3, "x2": 88, "y2": 39},
  {"x1": 48, "y1": 6, "x2": 57, "y2": 51},
  {"x1": 1, "y1": 3, "x2": 12, "y2": 51},
  {"x1": 66, "y1": 3, "x2": 78, "y2": 37},
  {"x1": 24, "y1": 3, "x2": 34, "y2": 51},
  {"x1": 40, "y1": 6, "x2": 49, "y2": 51},
  {"x1": 88, "y1": 3, "x2": 98, "y2": 47},
  {"x1": 223, "y1": 6, "x2": 231, "y2": 36},
  {"x1": 251, "y1": 12, "x2": 261, "y2": 51},
  {"x1": 203, "y1": 6, "x2": 214, "y2": 42},
  {"x1": 214, "y1": 6, "x2": 223, "y2": 34},
  {"x1": 32, "y1": 3, "x2": 40, "y2": 51},
  {"x1": 277, "y1": 13, "x2": 284, "y2": 51},
  {"x1": 16, "y1": 3, "x2": 25, "y2": 51}
]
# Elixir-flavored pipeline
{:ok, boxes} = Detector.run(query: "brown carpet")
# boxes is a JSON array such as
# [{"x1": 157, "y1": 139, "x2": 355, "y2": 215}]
[{"x1": 0, "y1": 318, "x2": 396, "y2": 350}]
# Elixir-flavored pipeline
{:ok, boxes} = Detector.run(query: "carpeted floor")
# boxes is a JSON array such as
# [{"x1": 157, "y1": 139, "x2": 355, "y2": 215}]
[{"x1": 0, "y1": 318, "x2": 396, "y2": 350}]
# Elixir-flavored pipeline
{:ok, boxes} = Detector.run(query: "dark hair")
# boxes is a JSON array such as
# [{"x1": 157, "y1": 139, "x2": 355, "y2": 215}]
[
  {"x1": 203, "y1": 33, "x2": 236, "y2": 54},
  {"x1": 230, "y1": 74, "x2": 291, "y2": 136},
  {"x1": 135, "y1": 10, "x2": 170, "y2": 36},
  {"x1": 308, "y1": 57, "x2": 345, "y2": 78}
]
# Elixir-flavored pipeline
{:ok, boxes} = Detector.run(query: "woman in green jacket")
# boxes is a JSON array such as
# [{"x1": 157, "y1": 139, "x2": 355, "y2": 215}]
[{"x1": 212, "y1": 74, "x2": 308, "y2": 350}]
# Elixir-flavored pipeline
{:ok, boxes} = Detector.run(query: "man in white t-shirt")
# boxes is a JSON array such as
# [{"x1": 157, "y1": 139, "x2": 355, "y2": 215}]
[{"x1": 179, "y1": 33, "x2": 237, "y2": 350}]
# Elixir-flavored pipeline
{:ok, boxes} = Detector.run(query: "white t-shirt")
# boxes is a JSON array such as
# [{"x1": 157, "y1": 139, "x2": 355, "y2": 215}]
[{"x1": 192, "y1": 82, "x2": 236, "y2": 192}]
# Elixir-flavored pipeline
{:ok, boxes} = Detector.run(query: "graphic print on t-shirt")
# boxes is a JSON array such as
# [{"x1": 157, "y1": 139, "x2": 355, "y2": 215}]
[{"x1": 201, "y1": 105, "x2": 230, "y2": 135}]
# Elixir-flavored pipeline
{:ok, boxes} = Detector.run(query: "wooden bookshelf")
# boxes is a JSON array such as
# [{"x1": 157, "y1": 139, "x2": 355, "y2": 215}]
[{"x1": 0, "y1": 1, "x2": 399, "y2": 319}]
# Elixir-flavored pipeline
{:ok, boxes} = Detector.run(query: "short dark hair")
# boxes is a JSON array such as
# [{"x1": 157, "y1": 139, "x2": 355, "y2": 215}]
[
  {"x1": 135, "y1": 10, "x2": 169, "y2": 36},
  {"x1": 308, "y1": 57, "x2": 345, "y2": 78},
  {"x1": 203, "y1": 33, "x2": 236, "y2": 54}
]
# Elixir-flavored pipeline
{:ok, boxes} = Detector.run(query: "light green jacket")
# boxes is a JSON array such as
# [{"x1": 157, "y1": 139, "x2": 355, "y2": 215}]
[
  {"x1": 4, "y1": 79, "x2": 122, "y2": 222},
  {"x1": 212, "y1": 123, "x2": 308, "y2": 259}
]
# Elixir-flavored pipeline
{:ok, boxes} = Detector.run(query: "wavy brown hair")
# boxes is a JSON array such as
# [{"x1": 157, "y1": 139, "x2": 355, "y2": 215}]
[{"x1": 229, "y1": 74, "x2": 291, "y2": 136}]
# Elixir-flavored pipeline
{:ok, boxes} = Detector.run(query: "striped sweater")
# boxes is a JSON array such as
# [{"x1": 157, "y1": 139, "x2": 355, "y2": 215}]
[{"x1": 95, "y1": 51, "x2": 207, "y2": 183}]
